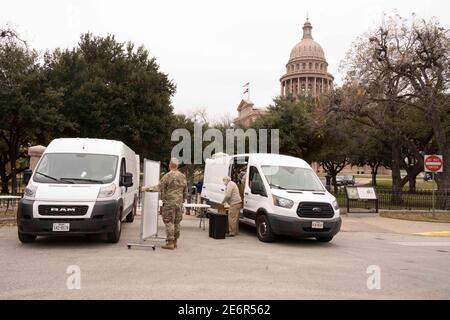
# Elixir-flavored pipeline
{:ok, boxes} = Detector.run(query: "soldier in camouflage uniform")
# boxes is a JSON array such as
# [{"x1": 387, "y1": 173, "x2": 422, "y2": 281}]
[{"x1": 140, "y1": 158, "x2": 187, "y2": 250}]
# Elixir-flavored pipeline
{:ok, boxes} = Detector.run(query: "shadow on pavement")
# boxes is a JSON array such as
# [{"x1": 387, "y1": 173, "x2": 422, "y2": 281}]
[{"x1": 238, "y1": 222, "x2": 338, "y2": 248}]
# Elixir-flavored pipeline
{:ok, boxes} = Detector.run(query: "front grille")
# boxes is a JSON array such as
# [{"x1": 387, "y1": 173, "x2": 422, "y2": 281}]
[
  {"x1": 38, "y1": 205, "x2": 89, "y2": 216},
  {"x1": 297, "y1": 202, "x2": 334, "y2": 218}
]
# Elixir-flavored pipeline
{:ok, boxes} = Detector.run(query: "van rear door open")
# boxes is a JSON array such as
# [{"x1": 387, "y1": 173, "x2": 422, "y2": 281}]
[{"x1": 202, "y1": 156, "x2": 231, "y2": 204}]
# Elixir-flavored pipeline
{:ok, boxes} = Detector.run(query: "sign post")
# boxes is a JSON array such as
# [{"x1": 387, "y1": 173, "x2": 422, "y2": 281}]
[{"x1": 424, "y1": 155, "x2": 443, "y2": 214}]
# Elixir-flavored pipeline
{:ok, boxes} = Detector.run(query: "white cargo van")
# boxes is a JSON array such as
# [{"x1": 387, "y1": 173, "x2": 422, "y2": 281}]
[
  {"x1": 18, "y1": 138, "x2": 139, "y2": 243},
  {"x1": 201, "y1": 153, "x2": 341, "y2": 242}
]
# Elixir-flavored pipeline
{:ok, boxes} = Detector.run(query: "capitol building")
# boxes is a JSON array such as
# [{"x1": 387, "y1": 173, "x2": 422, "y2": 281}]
[
  {"x1": 234, "y1": 18, "x2": 333, "y2": 127},
  {"x1": 280, "y1": 18, "x2": 334, "y2": 97}
]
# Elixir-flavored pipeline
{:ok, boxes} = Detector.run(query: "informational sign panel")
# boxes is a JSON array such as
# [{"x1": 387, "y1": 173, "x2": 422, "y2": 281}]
[
  {"x1": 141, "y1": 159, "x2": 160, "y2": 240},
  {"x1": 346, "y1": 187, "x2": 377, "y2": 200},
  {"x1": 346, "y1": 187, "x2": 359, "y2": 200},
  {"x1": 345, "y1": 186, "x2": 378, "y2": 213},
  {"x1": 357, "y1": 187, "x2": 377, "y2": 200},
  {"x1": 424, "y1": 155, "x2": 443, "y2": 173}
]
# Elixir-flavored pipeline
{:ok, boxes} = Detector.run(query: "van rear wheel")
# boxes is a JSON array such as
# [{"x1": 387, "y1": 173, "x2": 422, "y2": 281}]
[
  {"x1": 256, "y1": 215, "x2": 275, "y2": 243},
  {"x1": 107, "y1": 210, "x2": 122, "y2": 243},
  {"x1": 18, "y1": 231, "x2": 37, "y2": 243}
]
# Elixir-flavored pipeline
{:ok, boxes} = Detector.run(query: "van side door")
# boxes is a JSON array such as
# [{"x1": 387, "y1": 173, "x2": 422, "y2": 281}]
[
  {"x1": 119, "y1": 158, "x2": 133, "y2": 216},
  {"x1": 243, "y1": 166, "x2": 268, "y2": 221}
]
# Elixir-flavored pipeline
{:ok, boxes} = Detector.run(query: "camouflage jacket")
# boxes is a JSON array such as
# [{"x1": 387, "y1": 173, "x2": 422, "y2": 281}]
[{"x1": 145, "y1": 170, "x2": 187, "y2": 207}]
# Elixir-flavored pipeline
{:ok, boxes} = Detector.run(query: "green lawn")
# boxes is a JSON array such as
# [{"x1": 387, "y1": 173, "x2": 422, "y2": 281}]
[
  {"x1": 359, "y1": 175, "x2": 434, "y2": 190},
  {"x1": 318, "y1": 173, "x2": 435, "y2": 190}
]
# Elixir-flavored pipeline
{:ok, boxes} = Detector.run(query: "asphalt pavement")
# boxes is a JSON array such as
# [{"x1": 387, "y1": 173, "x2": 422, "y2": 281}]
[{"x1": 0, "y1": 214, "x2": 449, "y2": 299}]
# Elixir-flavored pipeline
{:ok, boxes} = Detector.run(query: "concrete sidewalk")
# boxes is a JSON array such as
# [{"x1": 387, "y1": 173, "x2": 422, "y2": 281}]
[{"x1": 341, "y1": 214, "x2": 450, "y2": 235}]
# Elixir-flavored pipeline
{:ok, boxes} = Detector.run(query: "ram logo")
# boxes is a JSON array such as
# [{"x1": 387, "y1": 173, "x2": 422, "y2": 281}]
[
  {"x1": 51, "y1": 207, "x2": 76, "y2": 212},
  {"x1": 312, "y1": 207, "x2": 322, "y2": 213}
]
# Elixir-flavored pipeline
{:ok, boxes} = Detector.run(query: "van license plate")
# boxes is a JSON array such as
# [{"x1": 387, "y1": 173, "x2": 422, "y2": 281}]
[
  {"x1": 312, "y1": 221, "x2": 324, "y2": 229},
  {"x1": 52, "y1": 223, "x2": 70, "y2": 232}
]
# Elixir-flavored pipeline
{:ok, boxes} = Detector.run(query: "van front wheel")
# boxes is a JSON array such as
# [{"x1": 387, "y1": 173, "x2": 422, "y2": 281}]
[
  {"x1": 316, "y1": 236, "x2": 333, "y2": 243},
  {"x1": 107, "y1": 211, "x2": 122, "y2": 243},
  {"x1": 18, "y1": 231, "x2": 37, "y2": 243},
  {"x1": 126, "y1": 200, "x2": 137, "y2": 223},
  {"x1": 256, "y1": 215, "x2": 275, "y2": 243}
]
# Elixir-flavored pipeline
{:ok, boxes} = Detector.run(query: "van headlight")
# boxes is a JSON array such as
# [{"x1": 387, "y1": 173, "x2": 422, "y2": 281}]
[
  {"x1": 332, "y1": 200, "x2": 339, "y2": 210},
  {"x1": 24, "y1": 185, "x2": 37, "y2": 199},
  {"x1": 272, "y1": 195, "x2": 294, "y2": 209},
  {"x1": 98, "y1": 184, "x2": 116, "y2": 198}
]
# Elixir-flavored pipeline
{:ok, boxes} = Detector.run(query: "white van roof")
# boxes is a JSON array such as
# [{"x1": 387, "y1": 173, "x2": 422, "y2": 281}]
[
  {"x1": 211, "y1": 153, "x2": 311, "y2": 169},
  {"x1": 45, "y1": 138, "x2": 128, "y2": 156}
]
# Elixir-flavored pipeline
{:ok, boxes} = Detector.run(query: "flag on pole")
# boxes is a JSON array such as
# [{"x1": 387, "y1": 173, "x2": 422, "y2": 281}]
[{"x1": 243, "y1": 82, "x2": 250, "y2": 100}]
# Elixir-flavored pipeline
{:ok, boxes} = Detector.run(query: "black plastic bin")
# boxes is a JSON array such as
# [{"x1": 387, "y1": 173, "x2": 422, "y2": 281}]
[{"x1": 209, "y1": 213, "x2": 228, "y2": 239}]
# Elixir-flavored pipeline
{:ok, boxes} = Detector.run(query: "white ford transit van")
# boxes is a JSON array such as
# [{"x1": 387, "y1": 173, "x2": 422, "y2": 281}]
[
  {"x1": 201, "y1": 153, "x2": 341, "y2": 242},
  {"x1": 18, "y1": 138, "x2": 139, "y2": 244}
]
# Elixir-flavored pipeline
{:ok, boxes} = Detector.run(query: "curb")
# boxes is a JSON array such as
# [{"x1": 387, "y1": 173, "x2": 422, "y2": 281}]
[{"x1": 415, "y1": 231, "x2": 450, "y2": 237}]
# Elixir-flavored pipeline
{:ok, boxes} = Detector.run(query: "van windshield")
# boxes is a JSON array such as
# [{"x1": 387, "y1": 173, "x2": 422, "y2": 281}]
[
  {"x1": 261, "y1": 166, "x2": 325, "y2": 192},
  {"x1": 33, "y1": 153, "x2": 119, "y2": 184}
]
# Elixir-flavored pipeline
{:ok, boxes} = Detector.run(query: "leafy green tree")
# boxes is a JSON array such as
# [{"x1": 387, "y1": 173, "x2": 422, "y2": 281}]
[
  {"x1": 341, "y1": 14, "x2": 450, "y2": 193},
  {"x1": 347, "y1": 129, "x2": 390, "y2": 187},
  {"x1": 252, "y1": 95, "x2": 321, "y2": 163},
  {"x1": 0, "y1": 37, "x2": 66, "y2": 194},
  {"x1": 315, "y1": 112, "x2": 353, "y2": 194},
  {"x1": 45, "y1": 33, "x2": 176, "y2": 162}
]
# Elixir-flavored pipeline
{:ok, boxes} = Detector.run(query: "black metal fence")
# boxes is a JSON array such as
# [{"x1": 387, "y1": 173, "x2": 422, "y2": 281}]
[
  {"x1": 333, "y1": 188, "x2": 450, "y2": 211},
  {"x1": 0, "y1": 174, "x2": 26, "y2": 195},
  {"x1": 0, "y1": 196, "x2": 22, "y2": 217}
]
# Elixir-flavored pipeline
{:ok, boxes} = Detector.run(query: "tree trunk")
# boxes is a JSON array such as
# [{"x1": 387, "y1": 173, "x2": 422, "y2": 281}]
[
  {"x1": 10, "y1": 146, "x2": 18, "y2": 195},
  {"x1": 371, "y1": 164, "x2": 379, "y2": 187},
  {"x1": 435, "y1": 152, "x2": 450, "y2": 191},
  {"x1": 429, "y1": 100, "x2": 450, "y2": 192},
  {"x1": 11, "y1": 163, "x2": 17, "y2": 195},
  {"x1": 408, "y1": 175, "x2": 416, "y2": 194},
  {"x1": 436, "y1": 169, "x2": 450, "y2": 210},
  {"x1": 391, "y1": 139, "x2": 403, "y2": 205},
  {"x1": 0, "y1": 165, "x2": 9, "y2": 194},
  {"x1": 331, "y1": 171, "x2": 338, "y2": 195}
]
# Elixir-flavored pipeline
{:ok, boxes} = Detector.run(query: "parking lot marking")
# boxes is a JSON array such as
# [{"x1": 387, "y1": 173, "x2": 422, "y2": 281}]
[
  {"x1": 393, "y1": 242, "x2": 450, "y2": 247},
  {"x1": 414, "y1": 231, "x2": 450, "y2": 237}
]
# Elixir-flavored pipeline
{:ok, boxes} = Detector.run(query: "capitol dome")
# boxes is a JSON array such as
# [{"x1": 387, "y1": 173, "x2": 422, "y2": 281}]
[
  {"x1": 289, "y1": 20, "x2": 325, "y2": 60},
  {"x1": 280, "y1": 19, "x2": 334, "y2": 98},
  {"x1": 289, "y1": 38, "x2": 325, "y2": 60}
]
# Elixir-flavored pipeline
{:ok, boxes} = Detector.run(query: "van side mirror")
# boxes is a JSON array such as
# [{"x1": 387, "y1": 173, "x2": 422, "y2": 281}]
[
  {"x1": 120, "y1": 172, "x2": 133, "y2": 188},
  {"x1": 23, "y1": 169, "x2": 33, "y2": 185},
  {"x1": 251, "y1": 182, "x2": 267, "y2": 197}
]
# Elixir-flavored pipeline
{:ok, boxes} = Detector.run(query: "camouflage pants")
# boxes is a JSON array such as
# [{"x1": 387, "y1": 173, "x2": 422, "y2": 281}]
[{"x1": 161, "y1": 205, "x2": 183, "y2": 241}]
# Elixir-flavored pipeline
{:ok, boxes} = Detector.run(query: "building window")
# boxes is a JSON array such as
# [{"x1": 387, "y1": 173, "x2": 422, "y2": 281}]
[{"x1": 309, "y1": 63, "x2": 312, "y2": 70}]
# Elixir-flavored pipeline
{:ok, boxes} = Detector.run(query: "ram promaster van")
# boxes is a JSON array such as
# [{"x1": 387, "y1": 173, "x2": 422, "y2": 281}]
[
  {"x1": 201, "y1": 153, "x2": 341, "y2": 242},
  {"x1": 17, "y1": 138, "x2": 139, "y2": 244}
]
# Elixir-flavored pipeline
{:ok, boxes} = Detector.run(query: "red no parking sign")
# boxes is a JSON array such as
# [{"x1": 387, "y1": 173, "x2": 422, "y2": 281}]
[{"x1": 424, "y1": 155, "x2": 443, "y2": 173}]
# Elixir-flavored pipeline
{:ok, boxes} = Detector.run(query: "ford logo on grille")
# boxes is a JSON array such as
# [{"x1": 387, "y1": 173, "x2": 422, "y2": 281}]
[
  {"x1": 312, "y1": 207, "x2": 322, "y2": 213},
  {"x1": 50, "y1": 207, "x2": 76, "y2": 212}
]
